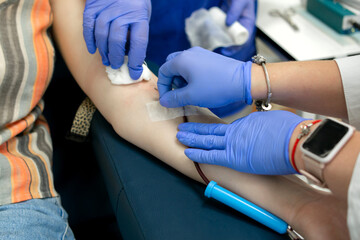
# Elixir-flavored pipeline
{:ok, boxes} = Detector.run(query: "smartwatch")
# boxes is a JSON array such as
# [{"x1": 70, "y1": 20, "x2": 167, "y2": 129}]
[{"x1": 300, "y1": 118, "x2": 355, "y2": 187}]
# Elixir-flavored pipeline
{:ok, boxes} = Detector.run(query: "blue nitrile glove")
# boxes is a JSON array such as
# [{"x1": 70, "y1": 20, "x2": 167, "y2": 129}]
[
  {"x1": 157, "y1": 47, "x2": 253, "y2": 108},
  {"x1": 219, "y1": 0, "x2": 257, "y2": 57},
  {"x1": 83, "y1": 0, "x2": 151, "y2": 79},
  {"x1": 177, "y1": 110, "x2": 307, "y2": 175},
  {"x1": 209, "y1": 101, "x2": 247, "y2": 118},
  {"x1": 221, "y1": 0, "x2": 256, "y2": 37}
]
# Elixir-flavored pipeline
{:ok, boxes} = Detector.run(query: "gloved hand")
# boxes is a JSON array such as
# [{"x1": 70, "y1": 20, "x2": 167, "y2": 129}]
[
  {"x1": 220, "y1": 0, "x2": 257, "y2": 57},
  {"x1": 177, "y1": 110, "x2": 307, "y2": 175},
  {"x1": 157, "y1": 47, "x2": 253, "y2": 108},
  {"x1": 83, "y1": 0, "x2": 151, "y2": 79},
  {"x1": 209, "y1": 101, "x2": 247, "y2": 118},
  {"x1": 221, "y1": 0, "x2": 256, "y2": 38}
]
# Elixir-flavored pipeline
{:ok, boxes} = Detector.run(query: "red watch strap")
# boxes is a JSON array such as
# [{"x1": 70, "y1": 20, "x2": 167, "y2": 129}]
[{"x1": 291, "y1": 120, "x2": 322, "y2": 173}]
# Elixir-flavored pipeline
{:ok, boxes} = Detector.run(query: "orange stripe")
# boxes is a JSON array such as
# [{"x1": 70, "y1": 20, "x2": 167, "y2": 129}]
[
  {"x1": 5, "y1": 119, "x2": 28, "y2": 137},
  {"x1": 30, "y1": 0, "x2": 52, "y2": 108},
  {"x1": 24, "y1": 134, "x2": 42, "y2": 198},
  {"x1": 0, "y1": 140, "x2": 32, "y2": 203},
  {"x1": 4, "y1": 108, "x2": 38, "y2": 139},
  {"x1": 27, "y1": 131, "x2": 56, "y2": 197},
  {"x1": 10, "y1": 139, "x2": 41, "y2": 199}
]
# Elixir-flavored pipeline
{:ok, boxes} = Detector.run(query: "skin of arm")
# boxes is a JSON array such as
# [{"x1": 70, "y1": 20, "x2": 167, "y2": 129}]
[
  {"x1": 251, "y1": 61, "x2": 347, "y2": 120},
  {"x1": 50, "y1": 0, "x2": 350, "y2": 238}
]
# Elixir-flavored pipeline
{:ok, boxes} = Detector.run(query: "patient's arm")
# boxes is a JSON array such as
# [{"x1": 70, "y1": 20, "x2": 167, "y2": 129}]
[{"x1": 50, "y1": 0, "x2": 349, "y2": 239}]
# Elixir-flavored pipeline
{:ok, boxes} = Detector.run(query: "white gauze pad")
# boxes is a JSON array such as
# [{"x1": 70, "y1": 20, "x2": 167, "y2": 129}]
[
  {"x1": 146, "y1": 101, "x2": 217, "y2": 122},
  {"x1": 185, "y1": 7, "x2": 249, "y2": 51},
  {"x1": 106, "y1": 56, "x2": 152, "y2": 85},
  {"x1": 208, "y1": 7, "x2": 249, "y2": 46}
]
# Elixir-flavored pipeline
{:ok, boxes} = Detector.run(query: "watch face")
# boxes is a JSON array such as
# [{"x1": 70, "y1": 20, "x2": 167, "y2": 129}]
[{"x1": 302, "y1": 119, "x2": 349, "y2": 158}]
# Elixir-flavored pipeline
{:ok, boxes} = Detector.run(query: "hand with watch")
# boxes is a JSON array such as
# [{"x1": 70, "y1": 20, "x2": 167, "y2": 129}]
[
  {"x1": 177, "y1": 110, "x2": 355, "y2": 183},
  {"x1": 177, "y1": 110, "x2": 305, "y2": 175},
  {"x1": 298, "y1": 118, "x2": 355, "y2": 187}
]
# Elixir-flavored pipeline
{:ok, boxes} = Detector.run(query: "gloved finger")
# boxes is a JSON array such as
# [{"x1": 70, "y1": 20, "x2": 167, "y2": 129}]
[
  {"x1": 209, "y1": 100, "x2": 247, "y2": 118},
  {"x1": 156, "y1": 52, "x2": 183, "y2": 98},
  {"x1": 108, "y1": 20, "x2": 128, "y2": 69},
  {"x1": 184, "y1": 149, "x2": 226, "y2": 165},
  {"x1": 238, "y1": 19, "x2": 255, "y2": 38},
  {"x1": 128, "y1": 21, "x2": 149, "y2": 80},
  {"x1": 177, "y1": 131, "x2": 226, "y2": 150},
  {"x1": 157, "y1": 57, "x2": 182, "y2": 99},
  {"x1": 173, "y1": 76, "x2": 187, "y2": 89},
  {"x1": 83, "y1": 9, "x2": 97, "y2": 54},
  {"x1": 158, "y1": 86, "x2": 191, "y2": 108},
  {"x1": 95, "y1": 12, "x2": 111, "y2": 66},
  {"x1": 166, "y1": 51, "x2": 182, "y2": 62},
  {"x1": 237, "y1": 1, "x2": 256, "y2": 36},
  {"x1": 178, "y1": 122, "x2": 228, "y2": 136},
  {"x1": 226, "y1": 0, "x2": 249, "y2": 26}
]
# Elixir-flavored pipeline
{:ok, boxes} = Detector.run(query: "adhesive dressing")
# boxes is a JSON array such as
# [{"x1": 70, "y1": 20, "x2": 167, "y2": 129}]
[
  {"x1": 106, "y1": 56, "x2": 152, "y2": 85},
  {"x1": 146, "y1": 101, "x2": 217, "y2": 122}
]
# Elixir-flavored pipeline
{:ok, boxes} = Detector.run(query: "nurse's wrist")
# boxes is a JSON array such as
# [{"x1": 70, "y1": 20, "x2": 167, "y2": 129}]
[
  {"x1": 250, "y1": 63, "x2": 268, "y2": 101},
  {"x1": 288, "y1": 120, "x2": 320, "y2": 172}
]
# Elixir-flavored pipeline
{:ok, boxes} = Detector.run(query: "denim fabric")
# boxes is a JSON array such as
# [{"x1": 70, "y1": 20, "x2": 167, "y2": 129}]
[{"x1": 0, "y1": 197, "x2": 74, "y2": 240}]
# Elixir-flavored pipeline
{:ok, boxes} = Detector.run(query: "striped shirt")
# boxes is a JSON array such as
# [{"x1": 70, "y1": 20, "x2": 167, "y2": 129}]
[{"x1": 0, "y1": 0, "x2": 57, "y2": 205}]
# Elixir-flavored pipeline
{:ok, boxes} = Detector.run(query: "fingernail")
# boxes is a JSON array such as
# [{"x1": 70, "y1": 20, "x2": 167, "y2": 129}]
[
  {"x1": 89, "y1": 48, "x2": 96, "y2": 54},
  {"x1": 111, "y1": 64, "x2": 121, "y2": 70},
  {"x1": 159, "y1": 97, "x2": 169, "y2": 108},
  {"x1": 176, "y1": 131, "x2": 186, "y2": 140},
  {"x1": 184, "y1": 149, "x2": 193, "y2": 158},
  {"x1": 177, "y1": 123, "x2": 186, "y2": 131},
  {"x1": 129, "y1": 68, "x2": 142, "y2": 80}
]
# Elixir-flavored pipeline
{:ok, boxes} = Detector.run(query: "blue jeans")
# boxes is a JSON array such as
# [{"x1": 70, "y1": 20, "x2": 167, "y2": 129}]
[{"x1": 0, "y1": 197, "x2": 74, "y2": 240}]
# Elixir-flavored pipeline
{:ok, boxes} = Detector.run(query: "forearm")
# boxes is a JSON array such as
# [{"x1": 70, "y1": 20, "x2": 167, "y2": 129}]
[
  {"x1": 290, "y1": 120, "x2": 360, "y2": 200},
  {"x1": 51, "y1": 0, "x2": 94, "y2": 94},
  {"x1": 251, "y1": 60, "x2": 347, "y2": 119}
]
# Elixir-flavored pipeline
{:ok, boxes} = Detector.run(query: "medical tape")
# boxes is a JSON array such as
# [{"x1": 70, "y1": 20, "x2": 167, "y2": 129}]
[{"x1": 146, "y1": 101, "x2": 216, "y2": 122}]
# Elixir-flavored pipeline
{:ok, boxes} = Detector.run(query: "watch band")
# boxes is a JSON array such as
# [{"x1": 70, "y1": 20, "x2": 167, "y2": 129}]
[
  {"x1": 299, "y1": 155, "x2": 327, "y2": 187},
  {"x1": 291, "y1": 120, "x2": 322, "y2": 173},
  {"x1": 299, "y1": 118, "x2": 355, "y2": 188}
]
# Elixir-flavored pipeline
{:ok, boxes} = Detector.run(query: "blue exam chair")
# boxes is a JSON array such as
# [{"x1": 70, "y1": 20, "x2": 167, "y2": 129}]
[{"x1": 90, "y1": 111, "x2": 290, "y2": 240}]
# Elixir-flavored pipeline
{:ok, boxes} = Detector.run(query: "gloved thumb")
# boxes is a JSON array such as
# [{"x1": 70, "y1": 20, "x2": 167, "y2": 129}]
[
  {"x1": 226, "y1": 0, "x2": 248, "y2": 26},
  {"x1": 159, "y1": 87, "x2": 190, "y2": 108}
]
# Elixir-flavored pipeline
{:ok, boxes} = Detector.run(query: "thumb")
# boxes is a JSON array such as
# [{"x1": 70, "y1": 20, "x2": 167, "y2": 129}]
[
  {"x1": 226, "y1": 0, "x2": 248, "y2": 26},
  {"x1": 159, "y1": 87, "x2": 190, "y2": 108}
]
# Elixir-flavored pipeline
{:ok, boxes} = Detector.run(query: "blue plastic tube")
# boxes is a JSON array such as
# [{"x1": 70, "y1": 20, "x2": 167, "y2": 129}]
[{"x1": 205, "y1": 181, "x2": 288, "y2": 234}]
